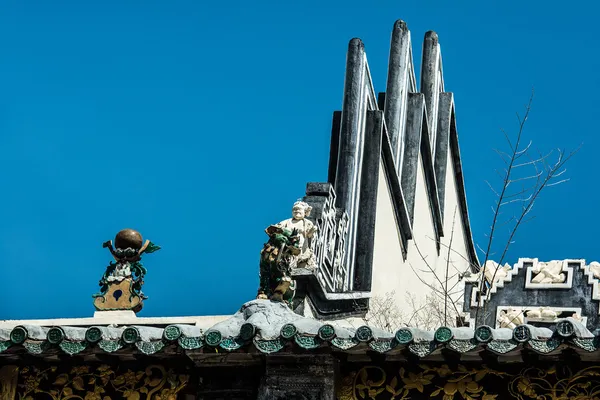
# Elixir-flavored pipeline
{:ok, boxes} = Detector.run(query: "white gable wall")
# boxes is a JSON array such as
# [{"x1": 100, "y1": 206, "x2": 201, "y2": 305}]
[{"x1": 365, "y1": 143, "x2": 471, "y2": 327}]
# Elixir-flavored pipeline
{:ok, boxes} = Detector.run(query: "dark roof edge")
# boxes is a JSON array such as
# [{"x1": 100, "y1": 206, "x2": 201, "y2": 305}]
[
  {"x1": 0, "y1": 313, "x2": 591, "y2": 360},
  {"x1": 449, "y1": 108, "x2": 480, "y2": 269},
  {"x1": 293, "y1": 271, "x2": 369, "y2": 320}
]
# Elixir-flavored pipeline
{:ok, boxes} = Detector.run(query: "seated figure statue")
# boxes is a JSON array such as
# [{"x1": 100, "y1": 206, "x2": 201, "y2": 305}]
[
  {"x1": 256, "y1": 200, "x2": 318, "y2": 307},
  {"x1": 257, "y1": 225, "x2": 301, "y2": 305},
  {"x1": 275, "y1": 200, "x2": 317, "y2": 270}
]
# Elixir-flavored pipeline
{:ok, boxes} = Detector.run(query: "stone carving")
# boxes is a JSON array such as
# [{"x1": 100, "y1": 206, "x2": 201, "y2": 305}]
[
  {"x1": 257, "y1": 225, "x2": 302, "y2": 305},
  {"x1": 531, "y1": 260, "x2": 566, "y2": 284},
  {"x1": 483, "y1": 260, "x2": 512, "y2": 287},
  {"x1": 497, "y1": 307, "x2": 524, "y2": 329},
  {"x1": 275, "y1": 201, "x2": 317, "y2": 270},
  {"x1": 589, "y1": 261, "x2": 600, "y2": 279},
  {"x1": 93, "y1": 229, "x2": 160, "y2": 313},
  {"x1": 526, "y1": 307, "x2": 559, "y2": 321}
]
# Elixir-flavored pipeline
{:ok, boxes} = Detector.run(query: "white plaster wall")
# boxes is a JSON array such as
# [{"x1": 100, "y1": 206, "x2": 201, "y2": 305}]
[
  {"x1": 368, "y1": 159, "x2": 411, "y2": 299},
  {"x1": 364, "y1": 144, "x2": 471, "y2": 330},
  {"x1": 439, "y1": 145, "x2": 470, "y2": 311}
]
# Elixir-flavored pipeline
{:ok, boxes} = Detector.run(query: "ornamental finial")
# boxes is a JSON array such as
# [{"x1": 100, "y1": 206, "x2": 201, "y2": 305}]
[{"x1": 93, "y1": 229, "x2": 160, "y2": 313}]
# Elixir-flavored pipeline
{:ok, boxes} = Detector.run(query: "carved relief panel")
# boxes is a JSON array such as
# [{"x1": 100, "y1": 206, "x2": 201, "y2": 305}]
[
  {"x1": 12, "y1": 363, "x2": 192, "y2": 400},
  {"x1": 337, "y1": 362, "x2": 600, "y2": 399},
  {"x1": 0, "y1": 365, "x2": 18, "y2": 400},
  {"x1": 304, "y1": 183, "x2": 350, "y2": 292}
]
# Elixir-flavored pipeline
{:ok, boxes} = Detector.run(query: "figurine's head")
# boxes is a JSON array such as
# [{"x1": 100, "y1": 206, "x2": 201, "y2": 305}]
[{"x1": 292, "y1": 201, "x2": 312, "y2": 220}]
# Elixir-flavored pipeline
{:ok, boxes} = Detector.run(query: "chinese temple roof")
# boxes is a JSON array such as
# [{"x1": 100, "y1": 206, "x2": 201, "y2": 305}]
[{"x1": 0, "y1": 300, "x2": 598, "y2": 363}]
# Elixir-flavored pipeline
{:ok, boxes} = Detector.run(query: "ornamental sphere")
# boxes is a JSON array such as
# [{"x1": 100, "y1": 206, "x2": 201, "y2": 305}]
[{"x1": 114, "y1": 229, "x2": 143, "y2": 250}]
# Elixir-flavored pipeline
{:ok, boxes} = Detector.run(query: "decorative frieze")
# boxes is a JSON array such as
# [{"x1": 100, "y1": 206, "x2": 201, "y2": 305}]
[
  {"x1": 495, "y1": 306, "x2": 586, "y2": 329},
  {"x1": 15, "y1": 364, "x2": 189, "y2": 400},
  {"x1": 337, "y1": 363, "x2": 600, "y2": 399},
  {"x1": 338, "y1": 364, "x2": 505, "y2": 400}
]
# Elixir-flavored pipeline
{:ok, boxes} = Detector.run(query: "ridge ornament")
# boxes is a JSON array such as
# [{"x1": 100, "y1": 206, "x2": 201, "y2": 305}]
[{"x1": 93, "y1": 229, "x2": 160, "y2": 313}]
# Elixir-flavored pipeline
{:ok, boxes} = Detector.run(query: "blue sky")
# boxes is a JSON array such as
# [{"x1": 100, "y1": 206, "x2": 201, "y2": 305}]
[{"x1": 0, "y1": 0, "x2": 595, "y2": 319}]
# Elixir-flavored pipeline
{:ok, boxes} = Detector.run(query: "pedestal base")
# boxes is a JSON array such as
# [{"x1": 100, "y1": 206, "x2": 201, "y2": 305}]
[
  {"x1": 93, "y1": 279, "x2": 143, "y2": 313},
  {"x1": 93, "y1": 310, "x2": 137, "y2": 319}
]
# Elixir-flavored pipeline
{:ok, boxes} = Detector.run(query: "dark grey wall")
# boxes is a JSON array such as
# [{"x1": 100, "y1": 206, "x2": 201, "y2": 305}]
[{"x1": 465, "y1": 261, "x2": 600, "y2": 330}]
